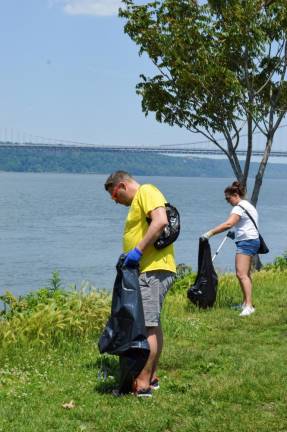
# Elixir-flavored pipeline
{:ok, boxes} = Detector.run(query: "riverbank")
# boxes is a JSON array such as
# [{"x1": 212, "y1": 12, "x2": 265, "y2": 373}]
[
  {"x1": 1, "y1": 260, "x2": 287, "y2": 432},
  {"x1": 1, "y1": 147, "x2": 287, "y2": 177}
]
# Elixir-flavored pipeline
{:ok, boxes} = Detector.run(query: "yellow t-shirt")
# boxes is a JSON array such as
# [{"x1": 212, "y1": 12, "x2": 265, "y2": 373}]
[{"x1": 123, "y1": 184, "x2": 176, "y2": 273}]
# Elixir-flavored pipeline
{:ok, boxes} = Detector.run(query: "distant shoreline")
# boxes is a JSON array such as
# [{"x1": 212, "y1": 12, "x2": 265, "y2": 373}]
[{"x1": 0, "y1": 147, "x2": 286, "y2": 178}]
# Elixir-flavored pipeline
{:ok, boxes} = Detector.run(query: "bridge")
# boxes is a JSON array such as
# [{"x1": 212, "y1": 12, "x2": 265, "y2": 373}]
[
  {"x1": 0, "y1": 141, "x2": 287, "y2": 157},
  {"x1": 0, "y1": 123, "x2": 287, "y2": 157}
]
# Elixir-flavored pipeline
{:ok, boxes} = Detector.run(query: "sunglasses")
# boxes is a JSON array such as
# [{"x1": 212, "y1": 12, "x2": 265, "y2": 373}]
[
  {"x1": 225, "y1": 196, "x2": 231, "y2": 202},
  {"x1": 111, "y1": 183, "x2": 123, "y2": 201}
]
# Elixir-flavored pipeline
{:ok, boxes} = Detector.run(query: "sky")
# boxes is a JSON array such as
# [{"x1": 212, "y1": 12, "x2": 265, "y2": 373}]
[
  {"x1": 0, "y1": 0, "x2": 193, "y2": 147},
  {"x1": 0, "y1": 0, "x2": 286, "y2": 152}
]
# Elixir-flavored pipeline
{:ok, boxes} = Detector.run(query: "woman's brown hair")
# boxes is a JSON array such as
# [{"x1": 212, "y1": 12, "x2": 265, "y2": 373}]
[{"x1": 224, "y1": 181, "x2": 246, "y2": 198}]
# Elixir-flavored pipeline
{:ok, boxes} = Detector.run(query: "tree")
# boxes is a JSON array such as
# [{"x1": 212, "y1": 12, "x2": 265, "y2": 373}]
[{"x1": 120, "y1": 0, "x2": 287, "y2": 205}]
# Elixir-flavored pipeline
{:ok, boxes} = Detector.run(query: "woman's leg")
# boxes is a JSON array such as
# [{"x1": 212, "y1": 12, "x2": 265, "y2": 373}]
[{"x1": 235, "y1": 253, "x2": 253, "y2": 306}]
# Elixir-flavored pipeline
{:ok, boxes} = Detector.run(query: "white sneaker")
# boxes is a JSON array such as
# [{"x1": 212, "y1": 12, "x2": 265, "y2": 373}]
[
  {"x1": 231, "y1": 303, "x2": 245, "y2": 311},
  {"x1": 239, "y1": 305, "x2": 255, "y2": 317}
]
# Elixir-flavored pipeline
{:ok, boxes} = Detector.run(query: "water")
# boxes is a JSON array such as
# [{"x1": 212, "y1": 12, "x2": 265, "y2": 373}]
[{"x1": 0, "y1": 172, "x2": 286, "y2": 296}]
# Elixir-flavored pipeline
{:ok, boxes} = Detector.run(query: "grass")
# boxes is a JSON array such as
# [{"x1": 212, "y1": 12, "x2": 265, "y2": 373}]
[{"x1": 1, "y1": 267, "x2": 287, "y2": 432}]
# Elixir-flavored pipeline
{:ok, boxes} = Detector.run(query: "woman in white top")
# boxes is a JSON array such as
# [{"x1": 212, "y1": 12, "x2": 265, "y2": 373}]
[{"x1": 201, "y1": 181, "x2": 260, "y2": 317}]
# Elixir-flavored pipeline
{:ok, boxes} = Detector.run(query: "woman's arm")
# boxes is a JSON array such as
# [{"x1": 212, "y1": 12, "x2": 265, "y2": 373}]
[{"x1": 203, "y1": 213, "x2": 240, "y2": 238}]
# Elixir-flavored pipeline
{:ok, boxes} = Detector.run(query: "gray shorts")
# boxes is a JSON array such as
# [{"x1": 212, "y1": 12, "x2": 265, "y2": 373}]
[{"x1": 138, "y1": 270, "x2": 175, "y2": 327}]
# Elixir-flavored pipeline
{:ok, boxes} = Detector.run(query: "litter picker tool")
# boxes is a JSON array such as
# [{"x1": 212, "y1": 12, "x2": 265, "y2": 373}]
[{"x1": 212, "y1": 231, "x2": 235, "y2": 262}]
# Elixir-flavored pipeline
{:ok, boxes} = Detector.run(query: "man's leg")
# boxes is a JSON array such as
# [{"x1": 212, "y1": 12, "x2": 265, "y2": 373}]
[
  {"x1": 150, "y1": 325, "x2": 163, "y2": 382},
  {"x1": 135, "y1": 271, "x2": 174, "y2": 391},
  {"x1": 134, "y1": 325, "x2": 161, "y2": 390}
]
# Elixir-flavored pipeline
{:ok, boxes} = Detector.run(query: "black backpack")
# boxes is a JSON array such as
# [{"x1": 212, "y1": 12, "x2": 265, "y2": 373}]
[
  {"x1": 147, "y1": 203, "x2": 180, "y2": 250},
  {"x1": 187, "y1": 238, "x2": 218, "y2": 308}
]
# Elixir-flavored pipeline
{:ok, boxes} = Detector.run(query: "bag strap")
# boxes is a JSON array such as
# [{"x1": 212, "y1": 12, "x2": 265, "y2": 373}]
[{"x1": 237, "y1": 204, "x2": 259, "y2": 233}]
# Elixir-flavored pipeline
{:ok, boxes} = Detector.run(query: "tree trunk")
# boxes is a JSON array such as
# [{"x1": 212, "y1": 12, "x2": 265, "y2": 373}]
[
  {"x1": 243, "y1": 112, "x2": 253, "y2": 189},
  {"x1": 251, "y1": 135, "x2": 273, "y2": 207}
]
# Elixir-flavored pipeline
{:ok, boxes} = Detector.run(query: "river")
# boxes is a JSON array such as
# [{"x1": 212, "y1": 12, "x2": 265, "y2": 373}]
[{"x1": 0, "y1": 172, "x2": 286, "y2": 296}]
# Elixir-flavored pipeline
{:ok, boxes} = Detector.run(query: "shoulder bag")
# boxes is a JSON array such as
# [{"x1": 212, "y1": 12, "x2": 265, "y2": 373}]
[{"x1": 238, "y1": 205, "x2": 269, "y2": 254}]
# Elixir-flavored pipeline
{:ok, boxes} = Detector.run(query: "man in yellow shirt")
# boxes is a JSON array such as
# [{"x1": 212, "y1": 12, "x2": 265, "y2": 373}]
[{"x1": 104, "y1": 171, "x2": 176, "y2": 397}]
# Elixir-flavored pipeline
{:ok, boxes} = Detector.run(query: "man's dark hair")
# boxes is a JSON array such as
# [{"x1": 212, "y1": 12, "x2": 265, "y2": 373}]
[{"x1": 104, "y1": 171, "x2": 133, "y2": 191}]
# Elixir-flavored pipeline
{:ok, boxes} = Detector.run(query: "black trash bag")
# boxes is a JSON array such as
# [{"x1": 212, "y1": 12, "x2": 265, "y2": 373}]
[
  {"x1": 187, "y1": 238, "x2": 218, "y2": 309},
  {"x1": 98, "y1": 255, "x2": 150, "y2": 394}
]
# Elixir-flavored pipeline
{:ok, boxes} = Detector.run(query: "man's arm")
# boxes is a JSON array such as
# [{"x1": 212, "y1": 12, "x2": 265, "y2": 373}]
[{"x1": 137, "y1": 206, "x2": 168, "y2": 253}]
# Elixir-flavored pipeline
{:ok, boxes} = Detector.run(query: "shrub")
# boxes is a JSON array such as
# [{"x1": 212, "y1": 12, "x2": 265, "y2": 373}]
[
  {"x1": 263, "y1": 251, "x2": 287, "y2": 271},
  {"x1": 0, "y1": 275, "x2": 111, "y2": 347}
]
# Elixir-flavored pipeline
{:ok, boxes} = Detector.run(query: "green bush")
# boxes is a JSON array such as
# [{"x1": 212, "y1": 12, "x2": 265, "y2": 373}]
[
  {"x1": 1, "y1": 254, "x2": 286, "y2": 349},
  {"x1": 0, "y1": 274, "x2": 111, "y2": 347},
  {"x1": 263, "y1": 251, "x2": 287, "y2": 271}
]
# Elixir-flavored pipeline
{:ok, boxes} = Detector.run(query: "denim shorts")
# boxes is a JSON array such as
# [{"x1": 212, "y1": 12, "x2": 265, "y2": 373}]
[
  {"x1": 235, "y1": 238, "x2": 260, "y2": 256},
  {"x1": 138, "y1": 270, "x2": 175, "y2": 327}
]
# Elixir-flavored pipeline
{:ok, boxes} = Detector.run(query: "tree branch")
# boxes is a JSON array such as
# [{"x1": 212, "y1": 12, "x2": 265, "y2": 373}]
[
  {"x1": 230, "y1": 119, "x2": 240, "y2": 150},
  {"x1": 255, "y1": 41, "x2": 285, "y2": 96},
  {"x1": 271, "y1": 40, "x2": 287, "y2": 109},
  {"x1": 222, "y1": 124, "x2": 243, "y2": 180},
  {"x1": 243, "y1": 112, "x2": 253, "y2": 183},
  {"x1": 251, "y1": 116, "x2": 269, "y2": 136},
  {"x1": 271, "y1": 110, "x2": 286, "y2": 136}
]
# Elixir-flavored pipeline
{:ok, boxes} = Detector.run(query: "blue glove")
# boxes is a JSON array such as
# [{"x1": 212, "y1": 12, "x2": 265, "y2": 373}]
[{"x1": 124, "y1": 247, "x2": 143, "y2": 266}]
